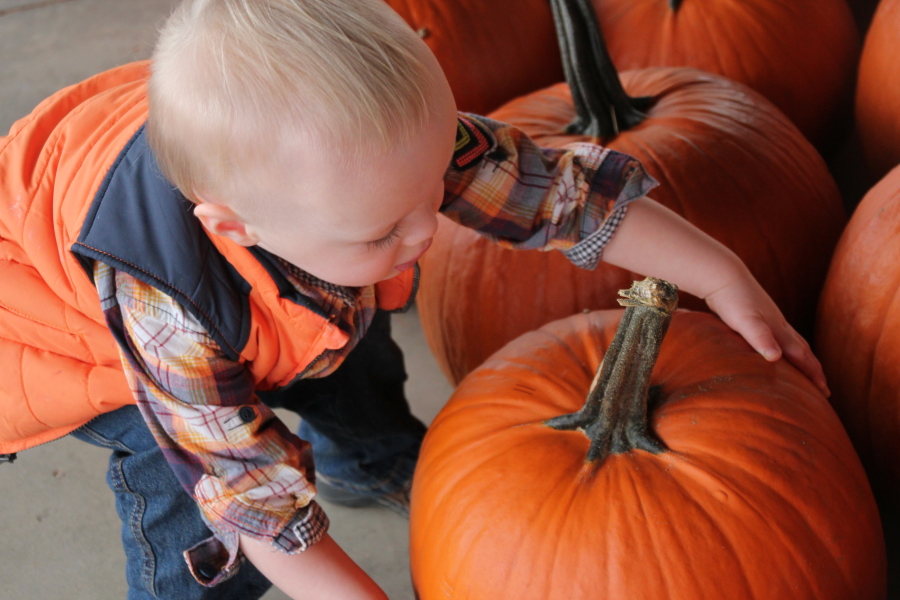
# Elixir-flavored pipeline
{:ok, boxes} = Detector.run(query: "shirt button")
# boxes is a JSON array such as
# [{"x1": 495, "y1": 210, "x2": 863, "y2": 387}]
[
  {"x1": 238, "y1": 407, "x2": 256, "y2": 423},
  {"x1": 196, "y1": 562, "x2": 218, "y2": 581}
]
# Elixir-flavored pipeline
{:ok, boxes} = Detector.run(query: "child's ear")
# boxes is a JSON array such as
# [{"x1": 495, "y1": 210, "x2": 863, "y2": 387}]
[{"x1": 192, "y1": 199, "x2": 260, "y2": 247}]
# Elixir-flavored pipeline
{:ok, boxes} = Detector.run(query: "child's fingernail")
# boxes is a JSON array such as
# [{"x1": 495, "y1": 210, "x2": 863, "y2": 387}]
[{"x1": 763, "y1": 348, "x2": 780, "y2": 361}]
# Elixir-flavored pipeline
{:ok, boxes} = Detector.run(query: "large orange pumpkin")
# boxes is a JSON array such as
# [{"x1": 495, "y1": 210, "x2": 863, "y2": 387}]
[
  {"x1": 855, "y1": 0, "x2": 900, "y2": 180},
  {"x1": 419, "y1": 0, "x2": 846, "y2": 384},
  {"x1": 410, "y1": 279, "x2": 886, "y2": 600},
  {"x1": 815, "y1": 164, "x2": 900, "y2": 498}
]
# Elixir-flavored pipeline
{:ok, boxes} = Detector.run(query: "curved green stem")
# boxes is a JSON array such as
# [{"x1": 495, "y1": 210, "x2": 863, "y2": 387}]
[
  {"x1": 548, "y1": 0, "x2": 654, "y2": 138},
  {"x1": 545, "y1": 278, "x2": 677, "y2": 465}
]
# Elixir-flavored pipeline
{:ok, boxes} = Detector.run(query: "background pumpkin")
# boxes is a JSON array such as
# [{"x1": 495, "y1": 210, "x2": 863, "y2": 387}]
[
  {"x1": 386, "y1": 0, "x2": 859, "y2": 150},
  {"x1": 593, "y1": 0, "x2": 860, "y2": 150},
  {"x1": 418, "y1": 0, "x2": 847, "y2": 385},
  {"x1": 383, "y1": 0, "x2": 564, "y2": 116},
  {"x1": 410, "y1": 281, "x2": 886, "y2": 600},
  {"x1": 815, "y1": 162, "x2": 900, "y2": 599},
  {"x1": 815, "y1": 164, "x2": 900, "y2": 498},
  {"x1": 855, "y1": 0, "x2": 900, "y2": 180}
]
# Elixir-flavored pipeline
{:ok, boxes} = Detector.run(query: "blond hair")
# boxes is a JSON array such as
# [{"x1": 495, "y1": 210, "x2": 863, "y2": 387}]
[{"x1": 147, "y1": 0, "x2": 433, "y2": 207}]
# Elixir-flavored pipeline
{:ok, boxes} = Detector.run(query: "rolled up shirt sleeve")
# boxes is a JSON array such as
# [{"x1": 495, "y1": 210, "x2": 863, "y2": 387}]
[
  {"x1": 442, "y1": 113, "x2": 658, "y2": 270},
  {"x1": 94, "y1": 262, "x2": 328, "y2": 587}
]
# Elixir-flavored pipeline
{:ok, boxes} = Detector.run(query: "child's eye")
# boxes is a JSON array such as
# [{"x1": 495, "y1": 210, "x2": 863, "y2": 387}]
[{"x1": 366, "y1": 225, "x2": 400, "y2": 251}]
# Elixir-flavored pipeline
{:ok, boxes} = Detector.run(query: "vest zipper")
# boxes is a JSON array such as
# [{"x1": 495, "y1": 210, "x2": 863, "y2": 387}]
[
  {"x1": 390, "y1": 264, "x2": 421, "y2": 314},
  {"x1": 281, "y1": 352, "x2": 325, "y2": 392}
]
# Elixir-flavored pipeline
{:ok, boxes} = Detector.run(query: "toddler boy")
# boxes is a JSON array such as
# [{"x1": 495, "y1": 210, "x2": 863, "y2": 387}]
[{"x1": 0, "y1": 0, "x2": 826, "y2": 598}]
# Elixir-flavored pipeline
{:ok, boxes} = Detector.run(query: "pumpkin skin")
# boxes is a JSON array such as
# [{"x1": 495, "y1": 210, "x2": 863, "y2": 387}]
[
  {"x1": 410, "y1": 309, "x2": 886, "y2": 600},
  {"x1": 815, "y1": 164, "x2": 900, "y2": 498},
  {"x1": 855, "y1": 0, "x2": 900, "y2": 180},
  {"x1": 419, "y1": 68, "x2": 847, "y2": 384},
  {"x1": 384, "y1": 0, "x2": 563, "y2": 116}
]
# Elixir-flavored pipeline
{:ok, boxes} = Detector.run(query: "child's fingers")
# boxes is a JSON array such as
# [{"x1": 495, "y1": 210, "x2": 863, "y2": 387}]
[
  {"x1": 734, "y1": 315, "x2": 830, "y2": 397},
  {"x1": 705, "y1": 285, "x2": 830, "y2": 397},
  {"x1": 736, "y1": 315, "x2": 782, "y2": 362},
  {"x1": 775, "y1": 328, "x2": 830, "y2": 397}
]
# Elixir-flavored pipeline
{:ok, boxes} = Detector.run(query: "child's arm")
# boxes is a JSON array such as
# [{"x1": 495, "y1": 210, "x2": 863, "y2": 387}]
[
  {"x1": 602, "y1": 197, "x2": 829, "y2": 396},
  {"x1": 239, "y1": 533, "x2": 389, "y2": 600},
  {"x1": 95, "y1": 263, "x2": 377, "y2": 588},
  {"x1": 443, "y1": 114, "x2": 827, "y2": 394}
]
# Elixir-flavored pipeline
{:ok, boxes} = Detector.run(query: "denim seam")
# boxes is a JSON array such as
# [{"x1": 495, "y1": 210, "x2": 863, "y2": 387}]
[
  {"x1": 74, "y1": 422, "x2": 132, "y2": 452},
  {"x1": 108, "y1": 454, "x2": 158, "y2": 596}
]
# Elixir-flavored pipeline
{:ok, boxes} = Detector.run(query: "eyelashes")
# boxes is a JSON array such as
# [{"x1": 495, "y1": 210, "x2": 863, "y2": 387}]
[{"x1": 366, "y1": 224, "x2": 401, "y2": 251}]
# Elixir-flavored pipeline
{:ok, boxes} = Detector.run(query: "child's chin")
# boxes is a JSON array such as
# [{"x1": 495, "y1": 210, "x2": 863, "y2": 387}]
[{"x1": 377, "y1": 268, "x2": 404, "y2": 282}]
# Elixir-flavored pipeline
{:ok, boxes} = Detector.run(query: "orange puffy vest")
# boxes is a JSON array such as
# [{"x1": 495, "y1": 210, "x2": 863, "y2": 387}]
[{"x1": 0, "y1": 62, "x2": 415, "y2": 455}]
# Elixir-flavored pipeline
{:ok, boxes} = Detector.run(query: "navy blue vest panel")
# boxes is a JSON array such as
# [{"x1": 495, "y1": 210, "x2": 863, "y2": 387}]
[
  {"x1": 71, "y1": 126, "x2": 254, "y2": 360},
  {"x1": 247, "y1": 246, "x2": 330, "y2": 320}
]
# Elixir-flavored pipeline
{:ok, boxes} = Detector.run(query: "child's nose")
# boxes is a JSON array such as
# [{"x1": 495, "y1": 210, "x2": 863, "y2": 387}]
[{"x1": 403, "y1": 204, "x2": 439, "y2": 246}]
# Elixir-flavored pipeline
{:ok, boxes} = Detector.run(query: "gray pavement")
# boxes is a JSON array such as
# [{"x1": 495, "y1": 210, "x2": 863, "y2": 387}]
[{"x1": 0, "y1": 1, "x2": 454, "y2": 597}]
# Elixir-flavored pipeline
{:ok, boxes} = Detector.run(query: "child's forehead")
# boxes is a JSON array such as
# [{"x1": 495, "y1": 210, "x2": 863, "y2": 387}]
[
  {"x1": 276, "y1": 106, "x2": 455, "y2": 188},
  {"x1": 265, "y1": 158, "x2": 438, "y2": 240},
  {"x1": 245, "y1": 84, "x2": 457, "y2": 233}
]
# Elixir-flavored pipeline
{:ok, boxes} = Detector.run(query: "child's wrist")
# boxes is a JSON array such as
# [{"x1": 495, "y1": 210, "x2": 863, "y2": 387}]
[{"x1": 691, "y1": 249, "x2": 750, "y2": 302}]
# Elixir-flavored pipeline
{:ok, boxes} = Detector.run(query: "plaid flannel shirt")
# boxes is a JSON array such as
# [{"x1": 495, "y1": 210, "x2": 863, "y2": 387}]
[{"x1": 93, "y1": 113, "x2": 656, "y2": 585}]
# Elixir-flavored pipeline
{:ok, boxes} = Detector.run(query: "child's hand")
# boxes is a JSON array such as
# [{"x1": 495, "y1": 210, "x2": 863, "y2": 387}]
[
  {"x1": 601, "y1": 197, "x2": 829, "y2": 397},
  {"x1": 703, "y1": 272, "x2": 830, "y2": 397}
]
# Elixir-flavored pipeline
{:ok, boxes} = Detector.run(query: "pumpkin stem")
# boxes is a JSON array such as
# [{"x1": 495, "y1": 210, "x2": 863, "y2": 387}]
[
  {"x1": 669, "y1": 0, "x2": 683, "y2": 10},
  {"x1": 545, "y1": 278, "x2": 677, "y2": 464},
  {"x1": 548, "y1": 0, "x2": 653, "y2": 139}
]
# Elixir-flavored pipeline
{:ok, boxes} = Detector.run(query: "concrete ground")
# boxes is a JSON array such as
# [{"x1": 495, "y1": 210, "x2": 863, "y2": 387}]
[{"x1": 0, "y1": 2, "x2": 453, "y2": 598}]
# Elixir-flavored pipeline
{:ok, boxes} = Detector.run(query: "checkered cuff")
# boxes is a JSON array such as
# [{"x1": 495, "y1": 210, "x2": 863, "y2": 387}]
[
  {"x1": 563, "y1": 205, "x2": 629, "y2": 270},
  {"x1": 183, "y1": 500, "x2": 330, "y2": 587},
  {"x1": 271, "y1": 500, "x2": 330, "y2": 553},
  {"x1": 563, "y1": 162, "x2": 658, "y2": 270}
]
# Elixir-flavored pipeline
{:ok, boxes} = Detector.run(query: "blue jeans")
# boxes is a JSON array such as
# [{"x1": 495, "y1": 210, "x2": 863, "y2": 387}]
[
  {"x1": 71, "y1": 406, "x2": 272, "y2": 599},
  {"x1": 73, "y1": 310, "x2": 425, "y2": 598}
]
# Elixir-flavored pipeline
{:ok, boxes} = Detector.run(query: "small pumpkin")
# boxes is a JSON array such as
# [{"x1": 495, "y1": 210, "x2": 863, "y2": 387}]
[
  {"x1": 855, "y1": 0, "x2": 900, "y2": 180},
  {"x1": 410, "y1": 279, "x2": 886, "y2": 600},
  {"x1": 418, "y1": 0, "x2": 846, "y2": 384}
]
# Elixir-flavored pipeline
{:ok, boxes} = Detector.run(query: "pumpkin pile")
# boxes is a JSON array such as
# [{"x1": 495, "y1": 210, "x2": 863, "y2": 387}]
[{"x1": 395, "y1": 0, "x2": 900, "y2": 596}]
